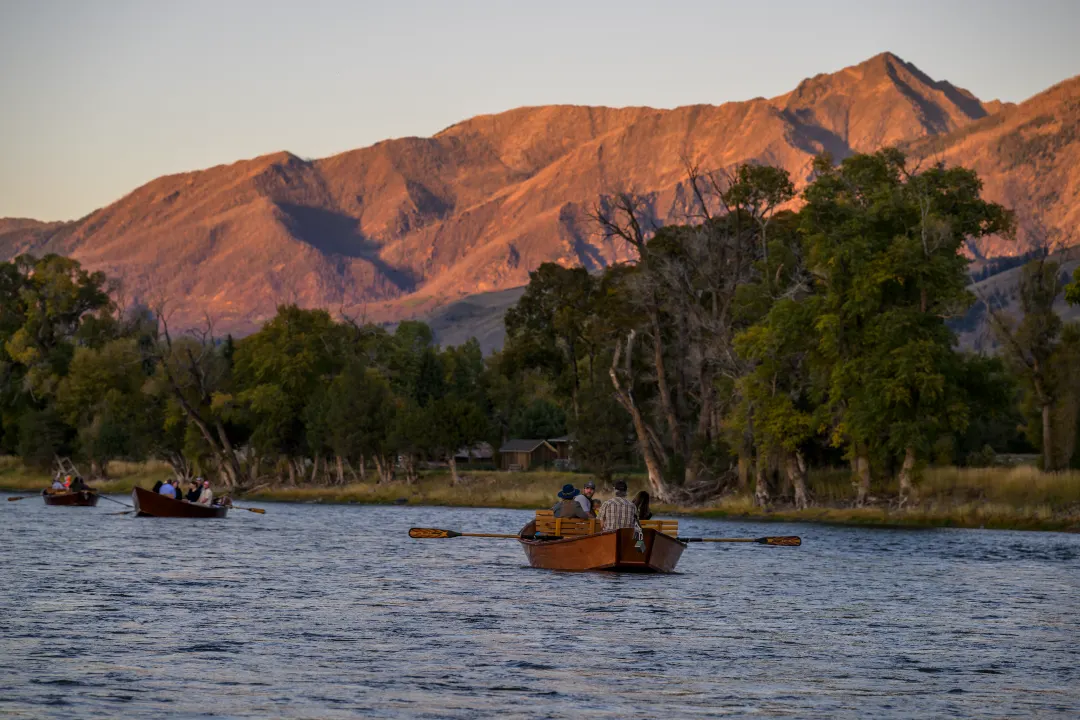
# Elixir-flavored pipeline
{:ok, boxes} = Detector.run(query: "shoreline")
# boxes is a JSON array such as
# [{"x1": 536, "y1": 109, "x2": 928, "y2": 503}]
[{"x1": 3, "y1": 462, "x2": 1077, "y2": 533}]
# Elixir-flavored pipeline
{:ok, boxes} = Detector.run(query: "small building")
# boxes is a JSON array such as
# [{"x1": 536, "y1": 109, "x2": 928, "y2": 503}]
[
  {"x1": 498, "y1": 439, "x2": 559, "y2": 471},
  {"x1": 454, "y1": 442, "x2": 494, "y2": 465},
  {"x1": 547, "y1": 434, "x2": 574, "y2": 461}
]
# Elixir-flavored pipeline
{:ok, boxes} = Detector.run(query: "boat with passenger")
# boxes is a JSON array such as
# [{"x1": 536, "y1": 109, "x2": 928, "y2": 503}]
[
  {"x1": 41, "y1": 488, "x2": 99, "y2": 507},
  {"x1": 131, "y1": 486, "x2": 229, "y2": 518}
]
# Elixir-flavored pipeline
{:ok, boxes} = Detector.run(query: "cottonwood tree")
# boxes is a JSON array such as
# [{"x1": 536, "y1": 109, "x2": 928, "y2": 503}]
[
  {"x1": 802, "y1": 150, "x2": 1011, "y2": 504},
  {"x1": 987, "y1": 257, "x2": 1069, "y2": 470},
  {"x1": 594, "y1": 166, "x2": 796, "y2": 503}
]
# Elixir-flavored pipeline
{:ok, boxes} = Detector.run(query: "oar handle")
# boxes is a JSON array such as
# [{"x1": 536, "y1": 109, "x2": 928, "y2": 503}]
[{"x1": 460, "y1": 532, "x2": 521, "y2": 539}]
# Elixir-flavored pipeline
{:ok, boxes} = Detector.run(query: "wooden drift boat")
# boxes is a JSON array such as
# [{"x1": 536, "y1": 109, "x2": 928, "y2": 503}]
[
  {"x1": 518, "y1": 514, "x2": 685, "y2": 573},
  {"x1": 41, "y1": 489, "x2": 99, "y2": 507},
  {"x1": 131, "y1": 486, "x2": 228, "y2": 518}
]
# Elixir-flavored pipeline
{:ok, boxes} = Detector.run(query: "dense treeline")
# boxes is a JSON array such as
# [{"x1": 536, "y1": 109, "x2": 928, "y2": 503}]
[{"x1": 2, "y1": 150, "x2": 1079, "y2": 505}]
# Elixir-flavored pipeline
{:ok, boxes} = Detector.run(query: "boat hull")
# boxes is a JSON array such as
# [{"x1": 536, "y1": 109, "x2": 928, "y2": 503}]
[
  {"x1": 41, "y1": 490, "x2": 99, "y2": 507},
  {"x1": 518, "y1": 522, "x2": 685, "y2": 573},
  {"x1": 132, "y1": 487, "x2": 228, "y2": 518}
]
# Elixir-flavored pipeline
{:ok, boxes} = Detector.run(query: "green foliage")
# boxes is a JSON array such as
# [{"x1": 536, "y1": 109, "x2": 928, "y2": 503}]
[
  {"x1": 802, "y1": 150, "x2": 1012, "y2": 484},
  {"x1": 1066, "y1": 266, "x2": 1080, "y2": 307}
]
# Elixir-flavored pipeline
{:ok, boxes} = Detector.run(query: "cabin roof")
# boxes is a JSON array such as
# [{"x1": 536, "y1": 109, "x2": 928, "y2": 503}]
[{"x1": 499, "y1": 439, "x2": 554, "y2": 453}]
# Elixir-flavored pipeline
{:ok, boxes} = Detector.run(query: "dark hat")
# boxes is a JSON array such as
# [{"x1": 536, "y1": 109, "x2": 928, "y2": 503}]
[
  {"x1": 557, "y1": 483, "x2": 579, "y2": 500},
  {"x1": 583, "y1": 481, "x2": 596, "y2": 489},
  {"x1": 614, "y1": 480, "x2": 628, "y2": 492}
]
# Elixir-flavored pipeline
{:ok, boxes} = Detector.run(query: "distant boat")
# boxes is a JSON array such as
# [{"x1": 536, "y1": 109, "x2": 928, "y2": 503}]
[
  {"x1": 41, "y1": 489, "x2": 99, "y2": 507},
  {"x1": 131, "y1": 486, "x2": 228, "y2": 518}
]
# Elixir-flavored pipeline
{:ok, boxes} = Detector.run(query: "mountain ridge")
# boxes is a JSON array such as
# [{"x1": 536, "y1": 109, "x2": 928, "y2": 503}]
[{"x1": 2, "y1": 52, "x2": 1075, "y2": 334}]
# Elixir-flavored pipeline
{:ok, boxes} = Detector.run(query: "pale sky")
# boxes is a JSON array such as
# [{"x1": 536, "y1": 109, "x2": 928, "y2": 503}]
[{"x1": 1, "y1": 0, "x2": 1078, "y2": 221}]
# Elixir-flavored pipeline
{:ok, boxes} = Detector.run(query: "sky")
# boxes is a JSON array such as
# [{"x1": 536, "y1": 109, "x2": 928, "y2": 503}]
[{"x1": 1, "y1": 0, "x2": 1079, "y2": 221}]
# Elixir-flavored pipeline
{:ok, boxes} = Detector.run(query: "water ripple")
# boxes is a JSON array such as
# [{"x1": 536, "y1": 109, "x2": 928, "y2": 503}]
[{"x1": 1, "y1": 494, "x2": 1078, "y2": 718}]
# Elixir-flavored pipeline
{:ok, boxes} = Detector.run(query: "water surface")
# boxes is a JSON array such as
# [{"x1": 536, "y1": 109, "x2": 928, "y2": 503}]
[{"x1": 1, "y1": 494, "x2": 1078, "y2": 718}]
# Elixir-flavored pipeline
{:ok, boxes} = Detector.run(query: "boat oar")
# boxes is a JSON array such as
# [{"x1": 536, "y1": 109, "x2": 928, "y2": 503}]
[
  {"x1": 409, "y1": 527, "x2": 522, "y2": 539},
  {"x1": 678, "y1": 535, "x2": 802, "y2": 546},
  {"x1": 231, "y1": 505, "x2": 266, "y2": 514},
  {"x1": 96, "y1": 494, "x2": 135, "y2": 510},
  {"x1": 7, "y1": 495, "x2": 33, "y2": 501}
]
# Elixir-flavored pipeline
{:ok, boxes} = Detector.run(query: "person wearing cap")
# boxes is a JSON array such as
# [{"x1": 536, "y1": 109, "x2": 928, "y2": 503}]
[
  {"x1": 597, "y1": 479, "x2": 639, "y2": 530},
  {"x1": 51, "y1": 476, "x2": 65, "y2": 491},
  {"x1": 196, "y1": 479, "x2": 213, "y2": 506},
  {"x1": 551, "y1": 484, "x2": 590, "y2": 519},
  {"x1": 576, "y1": 480, "x2": 598, "y2": 516}
]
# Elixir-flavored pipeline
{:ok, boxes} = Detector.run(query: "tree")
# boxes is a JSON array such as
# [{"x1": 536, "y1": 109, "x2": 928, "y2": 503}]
[
  {"x1": 803, "y1": 150, "x2": 1011, "y2": 504},
  {"x1": 595, "y1": 166, "x2": 797, "y2": 502},
  {"x1": 55, "y1": 339, "x2": 153, "y2": 477},
  {"x1": 988, "y1": 258, "x2": 1067, "y2": 470}
]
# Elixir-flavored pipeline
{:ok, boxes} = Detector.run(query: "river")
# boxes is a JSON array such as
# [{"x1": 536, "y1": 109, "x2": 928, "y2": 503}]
[{"x1": 1, "y1": 493, "x2": 1077, "y2": 718}]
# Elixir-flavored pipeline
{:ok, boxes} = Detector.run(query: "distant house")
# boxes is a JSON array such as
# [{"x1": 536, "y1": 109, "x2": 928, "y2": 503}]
[
  {"x1": 547, "y1": 435, "x2": 574, "y2": 461},
  {"x1": 454, "y1": 442, "x2": 494, "y2": 465},
  {"x1": 498, "y1": 439, "x2": 558, "y2": 471}
]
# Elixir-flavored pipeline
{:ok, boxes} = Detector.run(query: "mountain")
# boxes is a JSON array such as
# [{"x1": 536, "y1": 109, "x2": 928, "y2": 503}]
[
  {"x1": 909, "y1": 75, "x2": 1080, "y2": 256},
  {"x1": 0, "y1": 52, "x2": 1068, "y2": 334}
]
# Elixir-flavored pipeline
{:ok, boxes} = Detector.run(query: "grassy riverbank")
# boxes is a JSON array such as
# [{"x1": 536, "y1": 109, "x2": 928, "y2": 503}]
[{"x1": 2, "y1": 457, "x2": 1077, "y2": 532}]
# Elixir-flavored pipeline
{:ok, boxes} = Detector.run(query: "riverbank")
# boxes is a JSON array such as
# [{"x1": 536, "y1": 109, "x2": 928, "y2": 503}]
[{"x1": 2, "y1": 458, "x2": 1077, "y2": 532}]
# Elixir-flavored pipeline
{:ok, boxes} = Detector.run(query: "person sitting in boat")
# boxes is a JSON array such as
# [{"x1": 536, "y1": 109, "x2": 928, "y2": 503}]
[
  {"x1": 552, "y1": 484, "x2": 590, "y2": 519},
  {"x1": 196, "y1": 480, "x2": 213, "y2": 506},
  {"x1": 51, "y1": 477, "x2": 65, "y2": 491},
  {"x1": 597, "y1": 480, "x2": 639, "y2": 530},
  {"x1": 185, "y1": 479, "x2": 202, "y2": 503},
  {"x1": 577, "y1": 480, "x2": 598, "y2": 517},
  {"x1": 70, "y1": 476, "x2": 89, "y2": 492},
  {"x1": 633, "y1": 490, "x2": 652, "y2": 520},
  {"x1": 158, "y1": 479, "x2": 177, "y2": 498}
]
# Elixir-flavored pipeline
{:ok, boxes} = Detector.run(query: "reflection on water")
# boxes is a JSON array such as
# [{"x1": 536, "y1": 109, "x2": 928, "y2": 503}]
[{"x1": 1, "y1": 495, "x2": 1078, "y2": 718}]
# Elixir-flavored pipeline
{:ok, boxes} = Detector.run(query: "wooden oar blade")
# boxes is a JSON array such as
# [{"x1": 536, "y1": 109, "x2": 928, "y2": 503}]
[
  {"x1": 243, "y1": 507, "x2": 266, "y2": 514},
  {"x1": 758, "y1": 536, "x2": 802, "y2": 546},
  {"x1": 7, "y1": 496, "x2": 29, "y2": 501},
  {"x1": 409, "y1": 527, "x2": 461, "y2": 539}
]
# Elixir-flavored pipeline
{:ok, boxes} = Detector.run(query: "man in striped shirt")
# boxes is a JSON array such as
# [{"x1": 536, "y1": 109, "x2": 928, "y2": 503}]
[{"x1": 597, "y1": 480, "x2": 638, "y2": 530}]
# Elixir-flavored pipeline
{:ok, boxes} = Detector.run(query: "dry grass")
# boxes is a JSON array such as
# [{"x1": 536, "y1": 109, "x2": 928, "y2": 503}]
[
  {"x1": 3, "y1": 458, "x2": 1077, "y2": 531},
  {"x1": 0, "y1": 457, "x2": 173, "y2": 494},
  {"x1": 244, "y1": 470, "x2": 588, "y2": 509}
]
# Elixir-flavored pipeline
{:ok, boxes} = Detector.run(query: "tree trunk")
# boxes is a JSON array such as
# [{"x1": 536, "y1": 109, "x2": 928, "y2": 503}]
[
  {"x1": 310, "y1": 453, "x2": 321, "y2": 484},
  {"x1": 897, "y1": 446, "x2": 916, "y2": 507},
  {"x1": 335, "y1": 455, "x2": 345, "y2": 485},
  {"x1": 754, "y1": 453, "x2": 770, "y2": 507},
  {"x1": 448, "y1": 454, "x2": 460, "y2": 485},
  {"x1": 287, "y1": 458, "x2": 296, "y2": 487},
  {"x1": 1042, "y1": 402, "x2": 1055, "y2": 471},
  {"x1": 650, "y1": 311, "x2": 680, "y2": 454},
  {"x1": 359, "y1": 454, "x2": 366, "y2": 482},
  {"x1": 786, "y1": 451, "x2": 809, "y2": 510},
  {"x1": 610, "y1": 330, "x2": 671, "y2": 502},
  {"x1": 853, "y1": 452, "x2": 871, "y2": 507}
]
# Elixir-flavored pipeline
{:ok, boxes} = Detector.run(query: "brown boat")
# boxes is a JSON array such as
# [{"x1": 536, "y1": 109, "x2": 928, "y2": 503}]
[
  {"x1": 518, "y1": 513, "x2": 685, "y2": 572},
  {"x1": 131, "y1": 486, "x2": 228, "y2": 518},
  {"x1": 41, "y1": 489, "x2": 99, "y2": 507}
]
